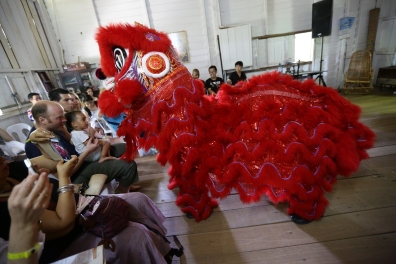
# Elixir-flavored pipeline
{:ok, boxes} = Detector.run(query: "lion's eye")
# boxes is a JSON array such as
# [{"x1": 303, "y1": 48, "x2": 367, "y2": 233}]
[
  {"x1": 141, "y1": 52, "x2": 170, "y2": 78},
  {"x1": 113, "y1": 46, "x2": 128, "y2": 72}
]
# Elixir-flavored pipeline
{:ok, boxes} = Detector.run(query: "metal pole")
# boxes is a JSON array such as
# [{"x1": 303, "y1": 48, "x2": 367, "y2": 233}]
[
  {"x1": 320, "y1": 36, "x2": 324, "y2": 73},
  {"x1": 315, "y1": 36, "x2": 327, "y2": 87},
  {"x1": 217, "y1": 35, "x2": 225, "y2": 80}
]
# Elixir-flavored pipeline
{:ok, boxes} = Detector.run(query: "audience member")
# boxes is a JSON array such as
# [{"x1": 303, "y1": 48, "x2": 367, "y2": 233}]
[
  {"x1": 48, "y1": 89, "x2": 126, "y2": 156},
  {"x1": 191, "y1": 69, "x2": 206, "y2": 94},
  {"x1": 80, "y1": 94, "x2": 100, "y2": 127},
  {"x1": 65, "y1": 111, "x2": 115, "y2": 163},
  {"x1": 47, "y1": 89, "x2": 74, "y2": 142},
  {"x1": 48, "y1": 89, "x2": 74, "y2": 113},
  {"x1": 24, "y1": 101, "x2": 139, "y2": 193},
  {"x1": 27, "y1": 93, "x2": 42, "y2": 122},
  {"x1": 0, "y1": 155, "x2": 181, "y2": 263},
  {"x1": 0, "y1": 169, "x2": 49, "y2": 264},
  {"x1": 227, "y1": 61, "x2": 247, "y2": 85},
  {"x1": 205, "y1": 66, "x2": 224, "y2": 95},
  {"x1": 85, "y1": 87, "x2": 98, "y2": 104},
  {"x1": 69, "y1": 92, "x2": 83, "y2": 111}
]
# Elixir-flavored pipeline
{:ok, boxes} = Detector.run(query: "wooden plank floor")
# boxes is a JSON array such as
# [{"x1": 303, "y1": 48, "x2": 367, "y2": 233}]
[{"x1": 135, "y1": 89, "x2": 396, "y2": 264}]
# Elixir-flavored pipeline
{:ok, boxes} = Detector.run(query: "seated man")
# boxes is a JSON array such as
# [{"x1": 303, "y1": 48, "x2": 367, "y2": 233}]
[
  {"x1": 48, "y1": 88, "x2": 74, "y2": 112},
  {"x1": 205, "y1": 65, "x2": 224, "y2": 96},
  {"x1": 227, "y1": 61, "x2": 247, "y2": 86},
  {"x1": 27, "y1": 92, "x2": 42, "y2": 122},
  {"x1": 49, "y1": 88, "x2": 126, "y2": 157},
  {"x1": 25, "y1": 100, "x2": 139, "y2": 193}
]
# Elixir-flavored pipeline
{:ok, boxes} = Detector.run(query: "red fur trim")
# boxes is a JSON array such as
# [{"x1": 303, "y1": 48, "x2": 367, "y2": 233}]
[
  {"x1": 114, "y1": 79, "x2": 145, "y2": 107},
  {"x1": 97, "y1": 90, "x2": 125, "y2": 117},
  {"x1": 118, "y1": 119, "x2": 137, "y2": 160},
  {"x1": 95, "y1": 38, "x2": 375, "y2": 221},
  {"x1": 96, "y1": 24, "x2": 172, "y2": 77}
]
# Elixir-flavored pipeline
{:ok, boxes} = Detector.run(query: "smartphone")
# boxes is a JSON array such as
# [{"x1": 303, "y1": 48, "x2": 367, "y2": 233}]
[{"x1": 24, "y1": 158, "x2": 39, "y2": 175}]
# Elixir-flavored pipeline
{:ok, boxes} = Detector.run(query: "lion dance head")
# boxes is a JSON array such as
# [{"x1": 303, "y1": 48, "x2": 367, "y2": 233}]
[{"x1": 96, "y1": 23, "x2": 187, "y2": 118}]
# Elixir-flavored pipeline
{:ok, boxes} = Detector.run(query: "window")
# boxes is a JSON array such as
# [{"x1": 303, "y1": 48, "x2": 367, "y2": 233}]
[{"x1": 295, "y1": 32, "x2": 314, "y2": 62}]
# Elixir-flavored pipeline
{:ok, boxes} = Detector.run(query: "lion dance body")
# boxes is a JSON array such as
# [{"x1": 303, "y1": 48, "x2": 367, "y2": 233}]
[{"x1": 96, "y1": 23, "x2": 375, "y2": 222}]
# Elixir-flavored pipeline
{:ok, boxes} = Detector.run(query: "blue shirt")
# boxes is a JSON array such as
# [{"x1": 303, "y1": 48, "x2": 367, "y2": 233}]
[{"x1": 103, "y1": 113, "x2": 126, "y2": 132}]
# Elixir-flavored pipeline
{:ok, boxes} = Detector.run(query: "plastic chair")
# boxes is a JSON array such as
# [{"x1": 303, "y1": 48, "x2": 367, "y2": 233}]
[
  {"x1": 0, "y1": 141, "x2": 26, "y2": 157},
  {"x1": 341, "y1": 50, "x2": 374, "y2": 94},
  {"x1": 7, "y1": 123, "x2": 32, "y2": 143}
]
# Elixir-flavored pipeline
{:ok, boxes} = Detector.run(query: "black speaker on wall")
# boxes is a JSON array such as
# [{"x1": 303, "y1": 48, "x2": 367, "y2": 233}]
[{"x1": 312, "y1": 0, "x2": 333, "y2": 38}]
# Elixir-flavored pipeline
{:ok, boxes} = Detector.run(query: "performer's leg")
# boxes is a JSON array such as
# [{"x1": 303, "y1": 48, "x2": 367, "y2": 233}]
[
  {"x1": 288, "y1": 184, "x2": 328, "y2": 223},
  {"x1": 168, "y1": 166, "x2": 218, "y2": 222}
]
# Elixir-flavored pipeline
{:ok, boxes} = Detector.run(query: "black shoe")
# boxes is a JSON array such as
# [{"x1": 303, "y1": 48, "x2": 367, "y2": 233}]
[
  {"x1": 164, "y1": 236, "x2": 184, "y2": 263},
  {"x1": 173, "y1": 235, "x2": 184, "y2": 256},
  {"x1": 290, "y1": 214, "x2": 312, "y2": 225},
  {"x1": 185, "y1": 212, "x2": 195, "y2": 219}
]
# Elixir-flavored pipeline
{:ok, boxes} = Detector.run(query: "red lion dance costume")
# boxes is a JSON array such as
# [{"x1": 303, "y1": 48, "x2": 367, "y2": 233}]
[{"x1": 96, "y1": 23, "x2": 375, "y2": 222}]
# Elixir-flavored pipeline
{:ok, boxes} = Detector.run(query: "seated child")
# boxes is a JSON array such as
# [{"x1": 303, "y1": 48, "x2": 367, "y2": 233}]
[{"x1": 65, "y1": 111, "x2": 116, "y2": 163}]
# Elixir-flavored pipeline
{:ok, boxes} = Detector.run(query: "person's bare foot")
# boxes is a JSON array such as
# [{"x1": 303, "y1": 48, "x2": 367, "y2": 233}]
[
  {"x1": 129, "y1": 185, "x2": 141, "y2": 192},
  {"x1": 98, "y1": 156, "x2": 117, "y2": 163}
]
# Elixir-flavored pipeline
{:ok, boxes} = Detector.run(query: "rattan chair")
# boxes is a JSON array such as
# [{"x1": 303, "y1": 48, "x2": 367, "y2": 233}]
[{"x1": 342, "y1": 50, "x2": 374, "y2": 94}]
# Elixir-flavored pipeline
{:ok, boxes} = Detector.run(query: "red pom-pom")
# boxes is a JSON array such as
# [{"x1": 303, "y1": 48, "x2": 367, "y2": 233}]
[
  {"x1": 114, "y1": 79, "x2": 145, "y2": 107},
  {"x1": 98, "y1": 90, "x2": 125, "y2": 117}
]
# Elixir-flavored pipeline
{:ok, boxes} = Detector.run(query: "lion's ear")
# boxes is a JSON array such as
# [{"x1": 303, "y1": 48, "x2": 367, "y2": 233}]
[
  {"x1": 114, "y1": 79, "x2": 145, "y2": 107},
  {"x1": 98, "y1": 90, "x2": 125, "y2": 117}
]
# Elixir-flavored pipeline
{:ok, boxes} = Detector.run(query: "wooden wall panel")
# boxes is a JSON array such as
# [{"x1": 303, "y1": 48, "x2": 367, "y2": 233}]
[
  {"x1": 0, "y1": 0, "x2": 60, "y2": 117},
  {"x1": 0, "y1": 24, "x2": 18, "y2": 69},
  {"x1": 219, "y1": 25, "x2": 252, "y2": 70},
  {"x1": 0, "y1": 73, "x2": 30, "y2": 109},
  {"x1": 8, "y1": 0, "x2": 46, "y2": 68},
  {"x1": 0, "y1": 1, "x2": 31, "y2": 68},
  {"x1": 27, "y1": 2, "x2": 58, "y2": 68},
  {"x1": 0, "y1": 45, "x2": 12, "y2": 69}
]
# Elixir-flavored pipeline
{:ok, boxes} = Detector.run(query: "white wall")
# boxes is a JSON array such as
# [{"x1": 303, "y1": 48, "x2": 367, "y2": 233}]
[
  {"x1": 317, "y1": 0, "x2": 379, "y2": 88},
  {"x1": 267, "y1": 0, "x2": 312, "y2": 34},
  {"x1": 41, "y1": 0, "x2": 395, "y2": 88},
  {"x1": 146, "y1": 0, "x2": 211, "y2": 79},
  {"x1": 219, "y1": 0, "x2": 266, "y2": 37},
  {"x1": 94, "y1": 0, "x2": 149, "y2": 26},
  {"x1": 372, "y1": 0, "x2": 396, "y2": 81},
  {"x1": 44, "y1": 0, "x2": 99, "y2": 64}
]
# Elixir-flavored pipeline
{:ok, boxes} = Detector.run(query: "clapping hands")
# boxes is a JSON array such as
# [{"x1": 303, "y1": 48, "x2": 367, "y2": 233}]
[
  {"x1": 8, "y1": 170, "x2": 52, "y2": 230},
  {"x1": 56, "y1": 155, "x2": 79, "y2": 179}
]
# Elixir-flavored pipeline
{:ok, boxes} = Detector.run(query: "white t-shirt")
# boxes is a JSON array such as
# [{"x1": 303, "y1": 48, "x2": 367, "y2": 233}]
[{"x1": 70, "y1": 130, "x2": 101, "y2": 162}]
